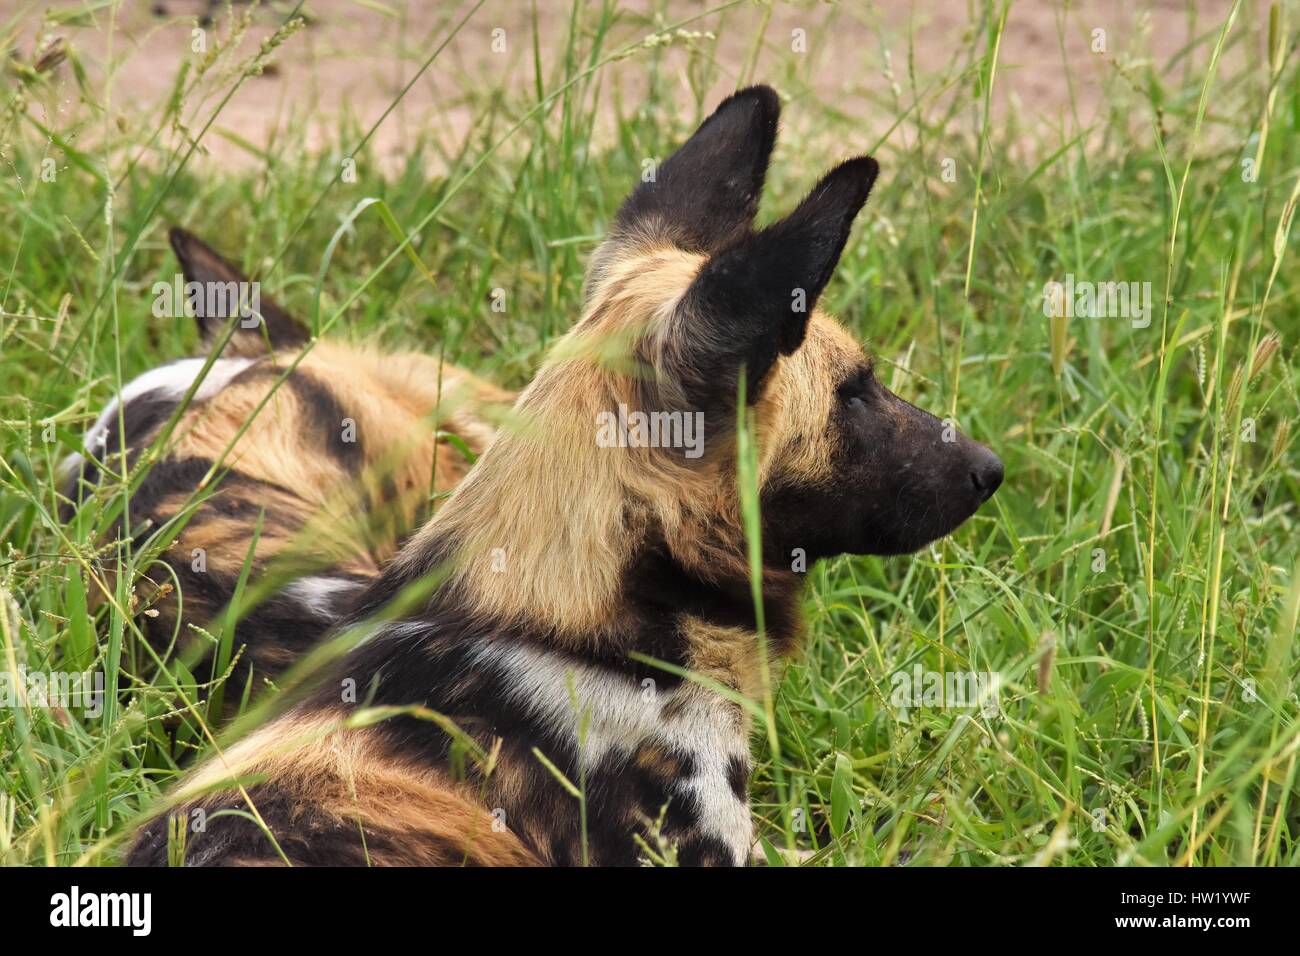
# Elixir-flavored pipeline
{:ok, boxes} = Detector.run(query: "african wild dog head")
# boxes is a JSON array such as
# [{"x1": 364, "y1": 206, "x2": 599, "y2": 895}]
[
  {"x1": 601, "y1": 85, "x2": 1003, "y2": 562},
  {"x1": 389, "y1": 85, "x2": 1001, "y2": 638}
]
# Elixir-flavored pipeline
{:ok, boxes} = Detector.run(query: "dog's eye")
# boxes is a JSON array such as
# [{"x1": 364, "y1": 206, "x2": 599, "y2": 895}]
[{"x1": 839, "y1": 369, "x2": 873, "y2": 412}]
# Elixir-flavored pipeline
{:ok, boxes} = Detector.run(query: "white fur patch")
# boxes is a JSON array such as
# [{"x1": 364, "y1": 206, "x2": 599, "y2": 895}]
[
  {"x1": 63, "y1": 357, "x2": 256, "y2": 478},
  {"x1": 280, "y1": 575, "x2": 364, "y2": 618},
  {"x1": 469, "y1": 640, "x2": 754, "y2": 864}
]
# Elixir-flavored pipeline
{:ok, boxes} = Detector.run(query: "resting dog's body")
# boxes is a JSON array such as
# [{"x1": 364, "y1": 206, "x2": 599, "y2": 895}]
[
  {"x1": 128, "y1": 87, "x2": 1002, "y2": 866},
  {"x1": 66, "y1": 230, "x2": 510, "y2": 686}
]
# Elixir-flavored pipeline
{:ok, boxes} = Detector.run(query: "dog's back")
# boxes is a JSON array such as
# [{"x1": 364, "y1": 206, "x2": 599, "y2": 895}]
[{"x1": 63, "y1": 229, "x2": 512, "y2": 690}]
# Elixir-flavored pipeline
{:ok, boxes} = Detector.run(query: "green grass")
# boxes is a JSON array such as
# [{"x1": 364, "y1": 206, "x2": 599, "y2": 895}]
[{"x1": 2, "y1": 0, "x2": 1298, "y2": 866}]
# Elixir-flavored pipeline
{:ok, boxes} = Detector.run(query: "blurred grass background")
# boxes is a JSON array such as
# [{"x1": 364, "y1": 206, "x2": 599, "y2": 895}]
[{"x1": 1, "y1": 0, "x2": 1298, "y2": 865}]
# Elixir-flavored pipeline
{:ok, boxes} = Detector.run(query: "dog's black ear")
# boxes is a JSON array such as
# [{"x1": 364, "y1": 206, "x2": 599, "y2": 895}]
[
  {"x1": 660, "y1": 156, "x2": 878, "y2": 411},
  {"x1": 612, "y1": 85, "x2": 780, "y2": 254},
  {"x1": 168, "y1": 227, "x2": 308, "y2": 355}
]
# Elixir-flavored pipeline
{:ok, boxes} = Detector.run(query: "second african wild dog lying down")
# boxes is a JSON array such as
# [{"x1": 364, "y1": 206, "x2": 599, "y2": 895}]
[
  {"x1": 129, "y1": 86, "x2": 1003, "y2": 866},
  {"x1": 63, "y1": 229, "x2": 512, "y2": 690}
]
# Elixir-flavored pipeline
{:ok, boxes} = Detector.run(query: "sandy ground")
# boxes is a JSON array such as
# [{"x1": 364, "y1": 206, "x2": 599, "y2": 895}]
[{"x1": 3, "y1": 0, "x2": 1265, "y2": 173}]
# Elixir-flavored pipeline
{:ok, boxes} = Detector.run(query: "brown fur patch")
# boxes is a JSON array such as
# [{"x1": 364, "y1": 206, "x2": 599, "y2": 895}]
[{"x1": 162, "y1": 709, "x2": 538, "y2": 867}]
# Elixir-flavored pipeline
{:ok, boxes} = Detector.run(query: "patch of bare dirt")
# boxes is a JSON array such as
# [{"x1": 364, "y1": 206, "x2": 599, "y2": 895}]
[{"x1": 4, "y1": 0, "x2": 1265, "y2": 174}]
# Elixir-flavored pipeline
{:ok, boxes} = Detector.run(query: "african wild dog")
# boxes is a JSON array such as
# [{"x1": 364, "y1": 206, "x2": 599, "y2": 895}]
[
  {"x1": 64, "y1": 229, "x2": 512, "y2": 690},
  {"x1": 128, "y1": 86, "x2": 1002, "y2": 866}
]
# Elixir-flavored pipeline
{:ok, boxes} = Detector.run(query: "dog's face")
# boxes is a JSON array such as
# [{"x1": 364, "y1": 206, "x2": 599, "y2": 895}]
[{"x1": 758, "y1": 315, "x2": 1003, "y2": 559}]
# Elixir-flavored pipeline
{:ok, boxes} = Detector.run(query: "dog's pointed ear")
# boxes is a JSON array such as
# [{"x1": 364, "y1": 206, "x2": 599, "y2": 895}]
[
  {"x1": 168, "y1": 227, "x2": 308, "y2": 356},
  {"x1": 612, "y1": 85, "x2": 780, "y2": 254},
  {"x1": 660, "y1": 156, "x2": 879, "y2": 411}
]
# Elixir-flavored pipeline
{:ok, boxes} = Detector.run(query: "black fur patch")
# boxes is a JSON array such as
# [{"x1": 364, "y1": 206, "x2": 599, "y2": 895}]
[
  {"x1": 61, "y1": 387, "x2": 180, "y2": 517},
  {"x1": 671, "y1": 156, "x2": 878, "y2": 412},
  {"x1": 726, "y1": 754, "x2": 750, "y2": 802},
  {"x1": 288, "y1": 372, "x2": 365, "y2": 476},
  {"x1": 624, "y1": 533, "x2": 802, "y2": 655},
  {"x1": 613, "y1": 86, "x2": 780, "y2": 256}
]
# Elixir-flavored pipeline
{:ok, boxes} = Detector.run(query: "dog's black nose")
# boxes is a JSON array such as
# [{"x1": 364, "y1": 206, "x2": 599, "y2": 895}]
[{"x1": 969, "y1": 450, "x2": 1004, "y2": 501}]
